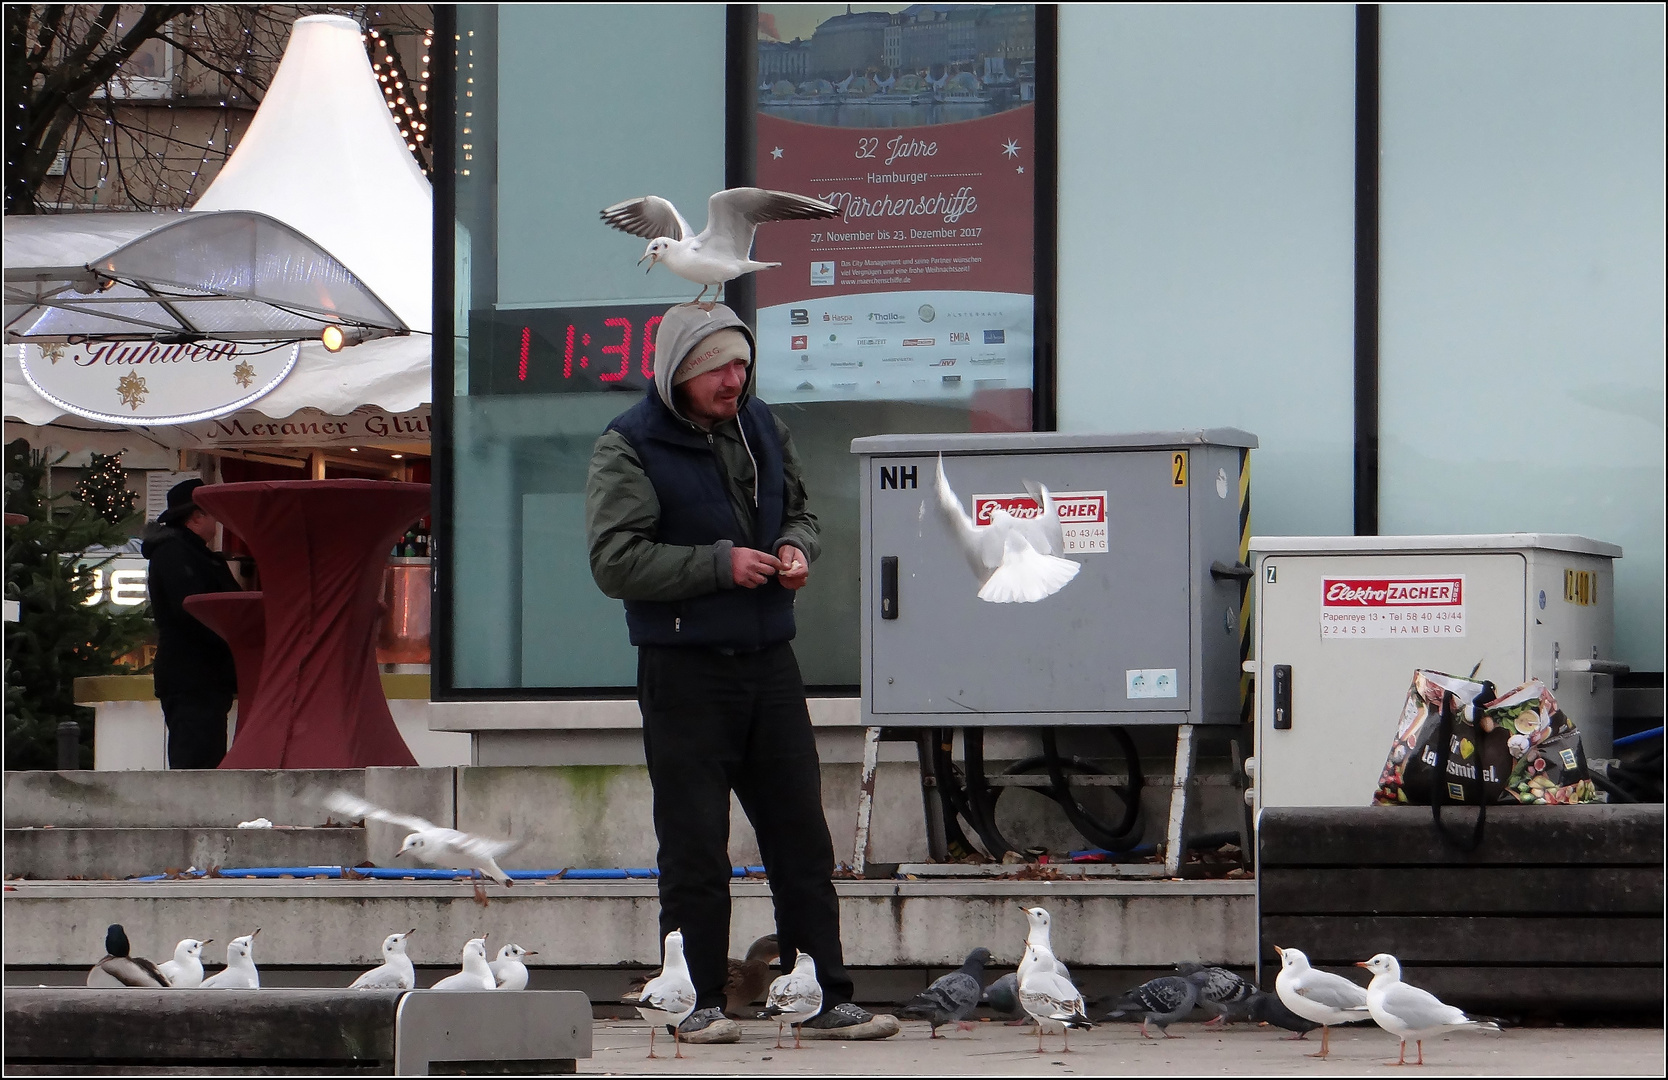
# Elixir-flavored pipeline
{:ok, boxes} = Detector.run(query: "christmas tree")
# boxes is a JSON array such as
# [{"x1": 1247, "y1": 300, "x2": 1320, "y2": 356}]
[{"x1": 73, "y1": 451, "x2": 138, "y2": 525}]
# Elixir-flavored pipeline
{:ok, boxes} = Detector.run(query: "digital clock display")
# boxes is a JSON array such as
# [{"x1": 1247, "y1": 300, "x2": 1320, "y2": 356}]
[{"x1": 468, "y1": 304, "x2": 672, "y2": 395}]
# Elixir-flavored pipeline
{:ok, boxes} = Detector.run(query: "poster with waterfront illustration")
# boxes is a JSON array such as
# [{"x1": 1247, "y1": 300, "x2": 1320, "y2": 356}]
[{"x1": 753, "y1": 4, "x2": 1037, "y2": 407}]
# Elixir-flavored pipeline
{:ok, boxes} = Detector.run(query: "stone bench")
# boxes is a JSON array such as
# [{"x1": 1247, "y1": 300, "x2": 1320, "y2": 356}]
[{"x1": 1, "y1": 988, "x2": 592, "y2": 1075}]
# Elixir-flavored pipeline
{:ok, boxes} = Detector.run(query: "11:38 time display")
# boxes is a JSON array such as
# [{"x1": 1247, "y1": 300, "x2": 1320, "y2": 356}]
[{"x1": 468, "y1": 304, "x2": 674, "y2": 395}]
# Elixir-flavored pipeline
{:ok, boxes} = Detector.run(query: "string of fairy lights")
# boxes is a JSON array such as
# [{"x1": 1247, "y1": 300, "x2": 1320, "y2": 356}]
[{"x1": 29, "y1": 7, "x2": 432, "y2": 212}]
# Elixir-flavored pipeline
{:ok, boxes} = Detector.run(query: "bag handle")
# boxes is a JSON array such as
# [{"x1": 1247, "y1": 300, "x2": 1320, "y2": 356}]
[{"x1": 1431, "y1": 689, "x2": 1486, "y2": 851}]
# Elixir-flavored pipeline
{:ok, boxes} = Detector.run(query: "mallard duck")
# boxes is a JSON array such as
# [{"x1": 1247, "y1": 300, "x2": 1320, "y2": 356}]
[{"x1": 87, "y1": 924, "x2": 169, "y2": 987}]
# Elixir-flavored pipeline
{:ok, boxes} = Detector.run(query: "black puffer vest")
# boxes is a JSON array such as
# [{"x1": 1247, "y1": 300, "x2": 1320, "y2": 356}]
[{"x1": 607, "y1": 390, "x2": 795, "y2": 650}]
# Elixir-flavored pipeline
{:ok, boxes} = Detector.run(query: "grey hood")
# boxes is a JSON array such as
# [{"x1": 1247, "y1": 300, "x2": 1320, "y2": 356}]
[{"x1": 651, "y1": 303, "x2": 757, "y2": 424}]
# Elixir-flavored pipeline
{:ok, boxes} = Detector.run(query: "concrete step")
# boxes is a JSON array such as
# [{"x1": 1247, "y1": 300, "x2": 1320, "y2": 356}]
[
  {"x1": 2, "y1": 878, "x2": 1255, "y2": 969},
  {"x1": 3, "y1": 828, "x2": 367, "y2": 881}
]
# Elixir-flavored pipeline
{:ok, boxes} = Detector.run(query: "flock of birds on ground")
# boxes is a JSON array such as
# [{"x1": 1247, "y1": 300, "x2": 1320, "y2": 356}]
[{"x1": 89, "y1": 903, "x2": 1500, "y2": 1065}]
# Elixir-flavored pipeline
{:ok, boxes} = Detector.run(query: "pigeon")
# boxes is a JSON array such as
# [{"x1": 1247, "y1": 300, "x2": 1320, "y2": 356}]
[
  {"x1": 1016, "y1": 906, "x2": 1072, "y2": 983},
  {"x1": 938, "y1": 458, "x2": 1081, "y2": 604},
  {"x1": 157, "y1": 938, "x2": 211, "y2": 989},
  {"x1": 87, "y1": 924, "x2": 169, "y2": 988},
  {"x1": 724, "y1": 934, "x2": 780, "y2": 1017},
  {"x1": 600, "y1": 187, "x2": 839, "y2": 307},
  {"x1": 1101, "y1": 973, "x2": 1201, "y2": 1038},
  {"x1": 491, "y1": 943, "x2": 536, "y2": 990},
  {"x1": 901, "y1": 947, "x2": 990, "y2": 1037},
  {"x1": 1246, "y1": 988, "x2": 1321, "y2": 1039},
  {"x1": 200, "y1": 931, "x2": 261, "y2": 989},
  {"x1": 1359, "y1": 953, "x2": 1500, "y2": 1066},
  {"x1": 1177, "y1": 963, "x2": 1258, "y2": 1027},
  {"x1": 1273, "y1": 946, "x2": 1370, "y2": 1058},
  {"x1": 627, "y1": 930, "x2": 699, "y2": 1059},
  {"x1": 760, "y1": 950, "x2": 824, "y2": 1050},
  {"x1": 1017, "y1": 944, "x2": 1093, "y2": 1053},
  {"x1": 980, "y1": 972, "x2": 1032, "y2": 1025},
  {"x1": 431, "y1": 937, "x2": 496, "y2": 991},
  {"x1": 349, "y1": 929, "x2": 417, "y2": 990},
  {"x1": 321, "y1": 791, "x2": 517, "y2": 889}
]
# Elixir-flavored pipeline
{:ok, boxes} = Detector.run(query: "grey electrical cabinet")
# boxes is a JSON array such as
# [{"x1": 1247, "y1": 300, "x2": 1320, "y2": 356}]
[{"x1": 852, "y1": 430, "x2": 1257, "y2": 727}]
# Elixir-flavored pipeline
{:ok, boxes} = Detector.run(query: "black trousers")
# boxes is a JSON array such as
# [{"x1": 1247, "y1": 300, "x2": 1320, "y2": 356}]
[
  {"x1": 639, "y1": 641, "x2": 852, "y2": 1011},
  {"x1": 160, "y1": 690, "x2": 232, "y2": 769}
]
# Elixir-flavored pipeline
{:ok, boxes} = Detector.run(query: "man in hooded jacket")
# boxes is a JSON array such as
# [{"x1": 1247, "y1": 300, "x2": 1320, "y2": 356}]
[
  {"x1": 141, "y1": 478, "x2": 241, "y2": 768},
  {"x1": 587, "y1": 304, "x2": 895, "y2": 1042}
]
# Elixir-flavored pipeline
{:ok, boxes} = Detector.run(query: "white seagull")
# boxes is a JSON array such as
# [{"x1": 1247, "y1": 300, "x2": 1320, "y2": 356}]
[
  {"x1": 600, "y1": 187, "x2": 839, "y2": 307},
  {"x1": 491, "y1": 943, "x2": 536, "y2": 990},
  {"x1": 1016, "y1": 905, "x2": 1072, "y2": 983},
  {"x1": 200, "y1": 931, "x2": 260, "y2": 989},
  {"x1": 760, "y1": 950, "x2": 823, "y2": 1050},
  {"x1": 321, "y1": 791, "x2": 517, "y2": 891},
  {"x1": 1273, "y1": 946, "x2": 1369, "y2": 1058},
  {"x1": 158, "y1": 938, "x2": 211, "y2": 989},
  {"x1": 938, "y1": 457, "x2": 1081, "y2": 604},
  {"x1": 431, "y1": 937, "x2": 497, "y2": 991},
  {"x1": 349, "y1": 929, "x2": 417, "y2": 990},
  {"x1": 1359, "y1": 953, "x2": 1500, "y2": 1065},
  {"x1": 627, "y1": 929, "x2": 699, "y2": 1059},
  {"x1": 1017, "y1": 943, "x2": 1093, "y2": 1054}
]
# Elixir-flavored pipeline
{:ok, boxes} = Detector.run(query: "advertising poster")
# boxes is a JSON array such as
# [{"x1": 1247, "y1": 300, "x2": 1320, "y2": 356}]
[{"x1": 753, "y1": 4, "x2": 1037, "y2": 407}]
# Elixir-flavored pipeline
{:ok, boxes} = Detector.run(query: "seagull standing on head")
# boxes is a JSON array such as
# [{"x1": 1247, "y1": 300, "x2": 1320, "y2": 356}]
[
  {"x1": 349, "y1": 929, "x2": 417, "y2": 990},
  {"x1": 939, "y1": 459, "x2": 1081, "y2": 604},
  {"x1": 200, "y1": 931, "x2": 261, "y2": 989},
  {"x1": 1016, "y1": 906, "x2": 1072, "y2": 982},
  {"x1": 1359, "y1": 952, "x2": 1500, "y2": 1066},
  {"x1": 158, "y1": 938, "x2": 211, "y2": 988},
  {"x1": 600, "y1": 188, "x2": 839, "y2": 308},
  {"x1": 760, "y1": 951, "x2": 823, "y2": 1050},
  {"x1": 1273, "y1": 946, "x2": 1369, "y2": 1058},
  {"x1": 431, "y1": 937, "x2": 496, "y2": 990},
  {"x1": 491, "y1": 943, "x2": 536, "y2": 990},
  {"x1": 627, "y1": 929, "x2": 699, "y2": 1059}
]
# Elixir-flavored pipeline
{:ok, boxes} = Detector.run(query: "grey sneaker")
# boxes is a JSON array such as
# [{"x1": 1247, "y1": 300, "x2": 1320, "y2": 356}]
[
  {"x1": 678, "y1": 1006, "x2": 741, "y2": 1044},
  {"x1": 800, "y1": 1003, "x2": 901, "y2": 1040}
]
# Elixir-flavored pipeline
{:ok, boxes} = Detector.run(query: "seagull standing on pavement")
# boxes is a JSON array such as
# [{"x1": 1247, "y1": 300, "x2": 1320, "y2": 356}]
[
  {"x1": 1017, "y1": 943, "x2": 1093, "y2": 1053},
  {"x1": 349, "y1": 929, "x2": 417, "y2": 990},
  {"x1": 321, "y1": 791, "x2": 518, "y2": 890},
  {"x1": 1359, "y1": 953, "x2": 1500, "y2": 1065},
  {"x1": 600, "y1": 188, "x2": 839, "y2": 307},
  {"x1": 628, "y1": 930, "x2": 699, "y2": 1059},
  {"x1": 200, "y1": 931, "x2": 261, "y2": 989},
  {"x1": 491, "y1": 943, "x2": 536, "y2": 990},
  {"x1": 431, "y1": 937, "x2": 496, "y2": 991},
  {"x1": 760, "y1": 951, "x2": 824, "y2": 1050},
  {"x1": 87, "y1": 924, "x2": 169, "y2": 987},
  {"x1": 1273, "y1": 946, "x2": 1369, "y2": 1058},
  {"x1": 158, "y1": 938, "x2": 211, "y2": 988},
  {"x1": 940, "y1": 460, "x2": 1081, "y2": 604},
  {"x1": 901, "y1": 947, "x2": 990, "y2": 1037}
]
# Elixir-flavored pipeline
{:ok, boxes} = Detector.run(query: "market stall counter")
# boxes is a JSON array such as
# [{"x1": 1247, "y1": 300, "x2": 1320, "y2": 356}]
[{"x1": 194, "y1": 480, "x2": 428, "y2": 768}]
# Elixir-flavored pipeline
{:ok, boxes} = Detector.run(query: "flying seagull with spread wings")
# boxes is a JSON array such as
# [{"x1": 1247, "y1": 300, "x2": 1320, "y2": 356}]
[
  {"x1": 321, "y1": 791, "x2": 518, "y2": 888},
  {"x1": 600, "y1": 187, "x2": 838, "y2": 307},
  {"x1": 937, "y1": 456, "x2": 1082, "y2": 604}
]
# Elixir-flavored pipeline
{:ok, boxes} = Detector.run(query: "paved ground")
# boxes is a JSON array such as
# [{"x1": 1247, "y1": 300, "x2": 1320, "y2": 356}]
[{"x1": 584, "y1": 1019, "x2": 1665, "y2": 1075}]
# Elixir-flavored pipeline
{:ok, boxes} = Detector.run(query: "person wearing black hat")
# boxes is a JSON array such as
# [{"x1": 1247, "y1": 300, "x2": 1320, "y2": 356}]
[{"x1": 140, "y1": 478, "x2": 241, "y2": 768}]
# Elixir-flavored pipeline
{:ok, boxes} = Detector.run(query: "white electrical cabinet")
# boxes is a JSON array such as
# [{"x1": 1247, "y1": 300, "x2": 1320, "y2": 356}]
[{"x1": 1250, "y1": 534, "x2": 1624, "y2": 811}]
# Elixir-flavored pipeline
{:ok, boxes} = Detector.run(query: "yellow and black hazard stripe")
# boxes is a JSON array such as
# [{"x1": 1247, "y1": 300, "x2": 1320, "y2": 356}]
[{"x1": 1238, "y1": 447, "x2": 1253, "y2": 725}]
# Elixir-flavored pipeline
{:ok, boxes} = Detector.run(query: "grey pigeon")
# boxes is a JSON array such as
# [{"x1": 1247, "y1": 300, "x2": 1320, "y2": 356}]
[
  {"x1": 1247, "y1": 989, "x2": 1320, "y2": 1039},
  {"x1": 1177, "y1": 963, "x2": 1258, "y2": 1026},
  {"x1": 980, "y1": 972, "x2": 1031, "y2": 1025},
  {"x1": 1101, "y1": 973, "x2": 1202, "y2": 1039},
  {"x1": 902, "y1": 948, "x2": 990, "y2": 1038}
]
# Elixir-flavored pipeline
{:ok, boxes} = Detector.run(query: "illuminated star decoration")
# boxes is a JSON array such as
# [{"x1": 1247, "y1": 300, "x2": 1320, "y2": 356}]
[
  {"x1": 1001, "y1": 138, "x2": 1021, "y2": 158},
  {"x1": 232, "y1": 360, "x2": 257, "y2": 388},
  {"x1": 116, "y1": 372, "x2": 148, "y2": 410},
  {"x1": 771, "y1": 146, "x2": 784, "y2": 159}
]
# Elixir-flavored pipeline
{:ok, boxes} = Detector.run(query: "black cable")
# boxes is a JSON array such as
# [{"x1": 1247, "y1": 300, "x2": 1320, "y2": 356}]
[
  {"x1": 961, "y1": 728, "x2": 1019, "y2": 858},
  {"x1": 1040, "y1": 727, "x2": 1146, "y2": 852}
]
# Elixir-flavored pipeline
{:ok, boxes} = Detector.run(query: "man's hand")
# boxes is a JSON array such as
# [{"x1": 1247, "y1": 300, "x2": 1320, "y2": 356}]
[
  {"x1": 731, "y1": 547, "x2": 783, "y2": 588},
  {"x1": 776, "y1": 544, "x2": 809, "y2": 590}
]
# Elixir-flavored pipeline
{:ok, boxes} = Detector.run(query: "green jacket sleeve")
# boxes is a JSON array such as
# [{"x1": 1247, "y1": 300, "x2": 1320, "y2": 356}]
[
  {"x1": 771, "y1": 413, "x2": 821, "y2": 564},
  {"x1": 585, "y1": 431, "x2": 728, "y2": 601}
]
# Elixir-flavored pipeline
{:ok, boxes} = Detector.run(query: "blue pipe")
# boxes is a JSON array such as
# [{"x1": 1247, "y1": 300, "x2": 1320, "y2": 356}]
[
  {"x1": 1065, "y1": 843, "x2": 1157, "y2": 862},
  {"x1": 1613, "y1": 726, "x2": 1663, "y2": 749},
  {"x1": 129, "y1": 865, "x2": 768, "y2": 882}
]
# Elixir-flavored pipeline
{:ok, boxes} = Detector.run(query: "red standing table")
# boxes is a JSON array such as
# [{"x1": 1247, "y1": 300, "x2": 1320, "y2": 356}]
[
  {"x1": 183, "y1": 591, "x2": 266, "y2": 706},
  {"x1": 194, "y1": 480, "x2": 428, "y2": 769}
]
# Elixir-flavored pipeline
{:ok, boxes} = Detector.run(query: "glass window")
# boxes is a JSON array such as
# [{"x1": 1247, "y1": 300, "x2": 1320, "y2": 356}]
[{"x1": 1378, "y1": 5, "x2": 1666, "y2": 669}]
